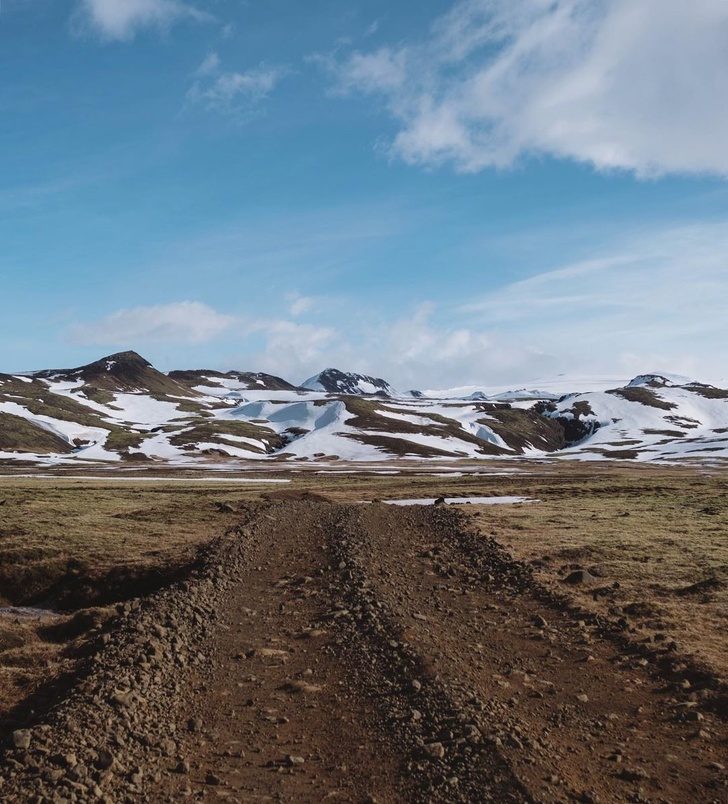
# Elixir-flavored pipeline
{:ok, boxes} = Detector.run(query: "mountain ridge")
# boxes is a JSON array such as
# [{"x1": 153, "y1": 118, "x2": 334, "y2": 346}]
[{"x1": 1, "y1": 351, "x2": 727, "y2": 465}]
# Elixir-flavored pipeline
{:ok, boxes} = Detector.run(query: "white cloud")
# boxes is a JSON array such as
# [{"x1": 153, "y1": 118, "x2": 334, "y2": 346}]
[
  {"x1": 196, "y1": 51, "x2": 220, "y2": 77},
  {"x1": 69, "y1": 301, "x2": 235, "y2": 345},
  {"x1": 63, "y1": 224, "x2": 728, "y2": 388},
  {"x1": 247, "y1": 319, "x2": 338, "y2": 379},
  {"x1": 457, "y1": 221, "x2": 728, "y2": 383},
  {"x1": 74, "y1": 0, "x2": 210, "y2": 41},
  {"x1": 241, "y1": 221, "x2": 728, "y2": 388},
  {"x1": 187, "y1": 53, "x2": 285, "y2": 115},
  {"x1": 286, "y1": 292, "x2": 316, "y2": 317},
  {"x1": 329, "y1": 0, "x2": 728, "y2": 176}
]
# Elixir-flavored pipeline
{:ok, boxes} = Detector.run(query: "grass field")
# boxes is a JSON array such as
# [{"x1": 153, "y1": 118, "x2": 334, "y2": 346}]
[{"x1": 1, "y1": 462, "x2": 726, "y2": 732}]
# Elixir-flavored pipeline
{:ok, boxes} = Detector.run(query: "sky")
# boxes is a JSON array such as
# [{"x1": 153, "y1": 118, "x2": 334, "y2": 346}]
[{"x1": 2, "y1": 0, "x2": 728, "y2": 388}]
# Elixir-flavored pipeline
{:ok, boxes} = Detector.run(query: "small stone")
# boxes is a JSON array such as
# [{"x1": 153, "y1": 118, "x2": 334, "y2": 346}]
[
  {"x1": 188, "y1": 717, "x2": 203, "y2": 733},
  {"x1": 12, "y1": 730, "x2": 31, "y2": 750},
  {"x1": 533, "y1": 615, "x2": 548, "y2": 629},
  {"x1": 94, "y1": 749, "x2": 114, "y2": 771},
  {"x1": 286, "y1": 755, "x2": 305, "y2": 766},
  {"x1": 424, "y1": 742, "x2": 446, "y2": 759},
  {"x1": 563, "y1": 569, "x2": 597, "y2": 586},
  {"x1": 618, "y1": 767, "x2": 649, "y2": 782},
  {"x1": 111, "y1": 691, "x2": 133, "y2": 708},
  {"x1": 576, "y1": 693, "x2": 589, "y2": 703},
  {"x1": 205, "y1": 771, "x2": 222, "y2": 785}
]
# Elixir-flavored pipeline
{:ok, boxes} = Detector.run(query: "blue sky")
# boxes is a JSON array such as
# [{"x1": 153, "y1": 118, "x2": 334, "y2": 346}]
[{"x1": 2, "y1": 0, "x2": 728, "y2": 387}]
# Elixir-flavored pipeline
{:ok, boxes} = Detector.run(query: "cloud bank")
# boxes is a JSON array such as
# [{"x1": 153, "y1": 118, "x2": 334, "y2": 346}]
[
  {"x1": 69, "y1": 301, "x2": 235, "y2": 345},
  {"x1": 330, "y1": 0, "x2": 728, "y2": 176},
  {"x1": 65, "y1": 221, "x2": 728, "y2": 389}
]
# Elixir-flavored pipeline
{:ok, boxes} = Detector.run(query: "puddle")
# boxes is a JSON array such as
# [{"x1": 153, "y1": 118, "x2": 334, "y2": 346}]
[{"x1": 381, "y1": 496, "x2": 538, "y2": 506}]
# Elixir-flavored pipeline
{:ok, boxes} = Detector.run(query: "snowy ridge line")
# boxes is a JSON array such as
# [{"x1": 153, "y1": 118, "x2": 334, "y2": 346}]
[{"x1": 2, "y1": 351, "x2": 728, "y2": 465}]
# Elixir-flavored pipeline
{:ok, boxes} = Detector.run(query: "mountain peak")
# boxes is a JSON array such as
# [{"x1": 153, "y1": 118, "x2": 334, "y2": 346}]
[
  {"x1": 34, "y1": 350, "x2": 193, "y2": 397},
  {"x1": 301, "y1": 368, "x2": 395, "y2": 396},
  {"x1": 99, "y1": 350, "x2": 150, "y2": 365}
]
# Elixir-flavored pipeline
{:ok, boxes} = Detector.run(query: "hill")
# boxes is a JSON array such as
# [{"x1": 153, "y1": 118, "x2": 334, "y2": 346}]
[{"x1": 1, "y1": 353, "x2": 727, "y2": 465}]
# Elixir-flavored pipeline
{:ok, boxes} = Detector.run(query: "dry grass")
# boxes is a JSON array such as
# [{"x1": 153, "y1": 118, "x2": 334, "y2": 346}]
[
  {"x1": 0, "y1": 479, "x2": 299, "y2": 607},
  {"x1": 0, "y1": 463, "x2": 726, "y2": 732},
  {"x1": 465, "y1": 466, "x2": 728, "y2": 681},
  {"x1": 0, "y1": 476, "x2": 289, "y2": 730}
]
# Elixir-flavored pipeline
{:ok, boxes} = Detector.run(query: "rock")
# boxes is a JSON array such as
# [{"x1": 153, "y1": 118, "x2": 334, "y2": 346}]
[
  {"x1": 110, "y1": 691, "x2": 133, "y2": 708},
  {"x1": 618, "y1": 767, "x2": 649, "y2": 782},
  {"x1": 176, "y1": 759, "x2": 191, "y2": 774},
  {"x1": 532, "y1": 614, "x2": 548, "y2": 628},
  {"x1": 12, "y1": 730, "x2": 31, "y2": 750},
  {"x1": 576, "y1": 693, "x2": 589, "y2": 703},
  {"x1": 424, "y1": 742, "x2": 446, "y2": 759},
  {"x1": 205, "y1": 771, "x2": 222, "y2": 785},
  {"x1": 94, "y1": 749, "x2": 114, "y2": 771},
  {"x1": 286, "y1": 755, "x2": 305, "y2": 766},
  {"x1": 563, "y1": 569, "x2": 597, "y2": 586},
  {"x1": 187, "y1": 717, "x2": 203, "y2": 733},
  {"x1": 281, "y1": 680, "x2": 322, "y2": 694},
  {"x1": 214, "y1": 502, "x2": 236, "y2": 514}
]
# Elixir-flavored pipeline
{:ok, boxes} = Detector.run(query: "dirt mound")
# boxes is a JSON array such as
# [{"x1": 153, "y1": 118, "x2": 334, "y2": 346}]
[{"x1": 676, "y1": 577, "x2": 725, "y2": 596}]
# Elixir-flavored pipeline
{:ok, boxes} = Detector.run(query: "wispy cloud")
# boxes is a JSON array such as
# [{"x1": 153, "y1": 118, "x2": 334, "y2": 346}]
[
  {"x1": 324, "y1": 0, "x2": 728, "y2": 177},
  {"x1": 187, "y1": 52, "x2": 285, "y2": 116},
  {"x1": 242, "y1": 220, "x2": 728, "y2": 387},
  {"x1": 73, "y1": 0, "x2": 211, "y2": 42},
  {"x1": 286, "y1": 292, "x2": 316, "y2": 317},
  {"x1": 68, "y1": 301, "x2": 235, "y2": 345},
  {"x1": 62, "y1": 222, "x2": 728, "y2": 388}
]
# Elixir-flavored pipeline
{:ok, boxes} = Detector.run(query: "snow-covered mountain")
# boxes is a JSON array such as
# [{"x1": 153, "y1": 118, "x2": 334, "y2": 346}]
[
  {"x1": 169, "y1": 369, "x2": 298, "y2": 397},
  {"x1": 540, "y1": 381, "x2": 728, "y2": 461},
  {"x1": 302, "y1": 368, "x2": 395, "y2": 396},
  {"x1": 2, "y1": 352, "x2": 727, "y2": 466}
]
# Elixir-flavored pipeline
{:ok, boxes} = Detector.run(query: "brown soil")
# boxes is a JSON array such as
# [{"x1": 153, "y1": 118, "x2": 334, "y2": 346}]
[{"x1": 1, "y1": 498, "x2": 726, "y2": 802}]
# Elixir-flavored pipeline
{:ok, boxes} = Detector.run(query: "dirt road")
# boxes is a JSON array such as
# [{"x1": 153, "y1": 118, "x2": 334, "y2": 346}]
[{"x1": 1, "y1": 495, "x2": 726, "y2": 802}]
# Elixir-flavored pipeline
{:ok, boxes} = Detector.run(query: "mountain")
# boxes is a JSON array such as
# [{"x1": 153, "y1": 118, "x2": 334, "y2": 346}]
[
  {"x1": 2, "y1": 355, "x2": 728, "y2": 465},
  {"x1": 169, "y1": 369, "x2": 298, "y2": 396},
  {"x1": 626, "y1": 372, "x2": 694, "y2": 389},
  {"x1": 33, "y1": 351, "x2": 195, "y2": 400},
  {"x1": 302, "y1": 368, "x2": 395, "y2": 396},
  {"x1": 540, "y1": 376, "x2": 728, "y2": 460}
]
